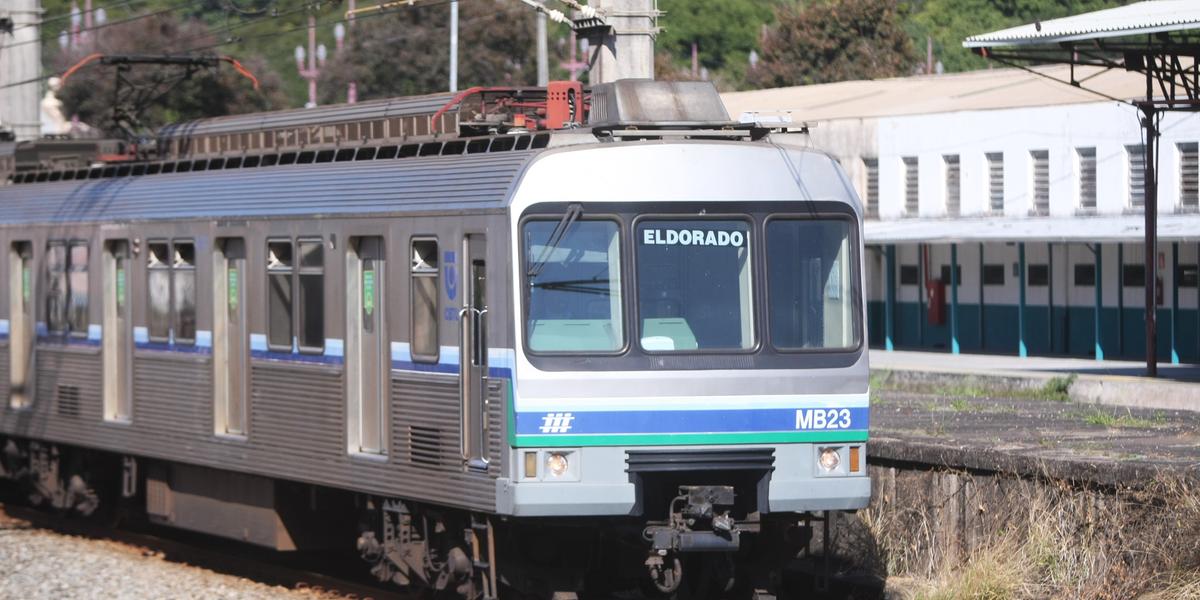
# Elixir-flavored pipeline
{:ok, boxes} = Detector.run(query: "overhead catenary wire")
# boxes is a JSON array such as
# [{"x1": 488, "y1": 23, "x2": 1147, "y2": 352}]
[
  {"x1": 9, "y1": 0, "x2": 149, "y2": 33},
  {"x1": 0, "y1": 0, "x2": 201, "y2": 52}
]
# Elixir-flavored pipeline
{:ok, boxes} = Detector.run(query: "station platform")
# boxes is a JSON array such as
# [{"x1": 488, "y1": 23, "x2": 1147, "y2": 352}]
[
  {"x1": 868, "y1": 349, "x2": 1200, "y2": 486},
  {"x1": 870, "y1": 349, "x2": 1200, "y2": 413}
]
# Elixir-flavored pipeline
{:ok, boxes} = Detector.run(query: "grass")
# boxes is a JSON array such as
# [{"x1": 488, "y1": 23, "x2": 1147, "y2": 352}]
[{"x1": 1080, "y1": 407, "x2": 1160, "y2": 429}]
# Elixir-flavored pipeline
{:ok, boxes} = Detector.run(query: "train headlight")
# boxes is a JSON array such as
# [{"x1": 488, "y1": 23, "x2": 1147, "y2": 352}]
[
  {"x1": 546, "y1": 452, "x2": 570, "y2": 477},
  {"x1": 818, "y1": 447, "x2": 841, "y2": 473}
]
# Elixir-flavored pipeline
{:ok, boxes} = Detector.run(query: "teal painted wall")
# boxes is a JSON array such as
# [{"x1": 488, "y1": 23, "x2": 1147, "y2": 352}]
[{"x1": 867, "y1": 301, "x2": 1200, "y2": 363}]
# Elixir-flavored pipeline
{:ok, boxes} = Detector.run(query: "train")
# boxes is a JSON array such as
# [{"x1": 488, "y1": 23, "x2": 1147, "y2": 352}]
[{"x1": 0, "y1": 79, "x2": 869, "y2": 599}]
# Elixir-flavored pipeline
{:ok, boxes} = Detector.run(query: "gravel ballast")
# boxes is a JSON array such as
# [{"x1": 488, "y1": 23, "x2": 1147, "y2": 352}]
[{"x1": 0, "y1": 509, "x2": 330, "y2": 600}]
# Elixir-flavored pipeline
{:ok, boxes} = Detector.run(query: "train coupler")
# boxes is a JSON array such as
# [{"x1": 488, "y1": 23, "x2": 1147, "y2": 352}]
[{"x1": 643, "y1": 485, "x2": 742, "y2": 553}]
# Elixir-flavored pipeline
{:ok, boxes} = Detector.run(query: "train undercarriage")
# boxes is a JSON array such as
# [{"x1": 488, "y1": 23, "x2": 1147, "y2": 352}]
[{"x1": 0, "y1": 436, "x2": 841, "y2": 599}]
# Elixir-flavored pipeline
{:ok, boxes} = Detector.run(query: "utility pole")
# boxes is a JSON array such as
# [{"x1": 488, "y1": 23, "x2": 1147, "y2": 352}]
[
  {"x1": 588, "y1": 0, "x2": 658, "y2": 83},
  {"x1": 449, "y1": 0, "x2": 458, "y2": 92},
  {"x1": 0, "y1": 0, "x2": 43, "y2": 141},
  {"x1": 536, "y1": 12, "x2": 549, "y2": 86}
]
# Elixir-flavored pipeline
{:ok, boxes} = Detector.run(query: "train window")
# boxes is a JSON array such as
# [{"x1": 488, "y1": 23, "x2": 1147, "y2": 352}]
[
  {"x1": 410, "y1": 239, "x2": 439, "y2": 362},
  {"x1": 45, "y1": 243, "x2": 68, "y2": 333},
  {"x1": 67, "y1": 242, "x2": 89, "y2": 337},
  {"x1": 766, "y1": 219, "x2": 859, "y2": 351},
  {"x1": 297, "y1": 240, "x2": 325, "y2": 351},
  {"x1": 173, "y1": 242, "x2": 197, "y2": 344},
  {"x1": 147, "y1": 242, "x2": 172, "y2": 341},
  {"x1": 635, "y1": 220, "x2": 752, "y2": 352},
  {"x1": 267, "y1": 238, "x2": 325, "y2": 353},
  {"x1": 45, "y1": 241, "x2": 89, "y2": 337},
  {"x1": 523, "y1": 220, "x2": 624, "y2": 352},
  {"x1": 267, "y1": 240, "x2": 294, "y2": 350}
]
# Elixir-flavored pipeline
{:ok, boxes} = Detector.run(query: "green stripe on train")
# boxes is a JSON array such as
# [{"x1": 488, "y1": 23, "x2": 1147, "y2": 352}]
[{"x1": 514, "y1": 430, "x2": 869, "y2": 447}]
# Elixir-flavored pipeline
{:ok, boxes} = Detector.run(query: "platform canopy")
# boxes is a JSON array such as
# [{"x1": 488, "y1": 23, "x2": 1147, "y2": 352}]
[
  {"x1": 964, "y1": 1, "x2": 1200, "y2": 47},
  {"x1": 964, "y1": 0, "x2": 1200, "y2": 377}
]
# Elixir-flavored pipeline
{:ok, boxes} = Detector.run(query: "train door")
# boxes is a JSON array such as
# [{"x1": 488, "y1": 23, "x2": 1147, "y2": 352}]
[
  {"x1": 102, "y1": 240, "x2": 133, "y2": 421},
  {"x1": 9, "y1": 242, "x2": 33, "y2": 408},
  {"x1": 214, "y1": 238, "x2": 247, "y2": 436},
  {"x1": 347, "y1": 237, "x2": 387, "y2": 455},
  {"x1": 459, "y1": 234, "x2": 488, "y2": 471}
]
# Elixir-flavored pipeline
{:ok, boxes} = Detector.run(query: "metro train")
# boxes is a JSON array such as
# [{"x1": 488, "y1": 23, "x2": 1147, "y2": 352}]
[{"x1": 0, "y1": 80, "x2": 869, "y2": 599}]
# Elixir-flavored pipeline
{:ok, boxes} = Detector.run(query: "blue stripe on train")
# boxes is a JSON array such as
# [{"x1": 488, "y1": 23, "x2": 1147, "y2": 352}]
[{"x1": 514, "y1": 406, "x2": 869, "y2": 436}]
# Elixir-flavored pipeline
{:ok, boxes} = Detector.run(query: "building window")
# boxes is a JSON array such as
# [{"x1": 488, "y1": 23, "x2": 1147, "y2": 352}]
[
  {"x1": 1031, "y1": 150, "x2": 1049, "y2": 215},
  {"x1": 944, "y1": 155, "x2": 960, "y2": 216},
  {"x1": 1028, "y1": 264, "x2": 1049, "y2": 286},
  {"x1": 899, "y1": 265, "x2": 919, "y2": 286},
  {"x1": 410, "y1": 239, "x2": 440, "y2": 362},
  {"x1": 902, "y1": 156, "x2": 919, "y2": 216},
  {"x1": 267, "y1": 238, "x2": 324, "y2": 353},
  {"x1": 46, "y1": 241, "x2": 90, "y2": 336},
  {"x1": 863, "y1": 157, "x2": 879, "y2": 218},
  {"x1": 938, "y1": 264, "x2": 961, "y2": 284},
  {"x1": 982, "y1": 264, "x2": 1006, "y2": 286},
  {"x1": 1128, "y1": 144, "x2": 1146, "y2": 208},
  {"x1": 1122, "y1": 263, "x2": 1145, "y2": 287},
  {"x1": 1074, "y1": 264, "x2": 1096, "y2": 286},
  {"x1": 147, "y1": 240, "x2": 196, "y2": 345},
  {"x1": 987, "y1": 152, "x2": 1004, "y2": 212},
  {"x1": 1179, "y1": 264, "x2": 1198, "y2": 287},
  {"x1": 1180, "y1": 142, "x2": 1198, "y2": 209},
  {"x1": 1077, "y1": 147, "x2": 1097, "y2": 210}
]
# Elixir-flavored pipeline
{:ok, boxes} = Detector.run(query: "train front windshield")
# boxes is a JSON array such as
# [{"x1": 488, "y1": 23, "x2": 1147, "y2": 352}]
[{"x1": 522, "y1": 213, "x2": 859, "y2": 356}]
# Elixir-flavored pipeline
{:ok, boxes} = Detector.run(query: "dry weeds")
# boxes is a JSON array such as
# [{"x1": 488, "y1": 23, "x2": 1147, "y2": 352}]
[{"x1": 847, "y1": 470, "x2": 1200, "y2": 599}]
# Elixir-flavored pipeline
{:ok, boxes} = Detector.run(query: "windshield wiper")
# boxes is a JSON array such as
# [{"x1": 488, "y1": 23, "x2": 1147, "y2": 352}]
[
  {"x1": 527, "y1": 203, "x2": 583, "y2": 278},
  {"x1": 530, "y1": 277, "x2": 612, "y2": 295}
]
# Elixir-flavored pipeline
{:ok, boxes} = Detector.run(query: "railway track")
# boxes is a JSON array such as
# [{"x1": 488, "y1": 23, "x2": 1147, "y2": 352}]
[{"x1": 0, "y1": 499, "x2": 408, "y2": 600}]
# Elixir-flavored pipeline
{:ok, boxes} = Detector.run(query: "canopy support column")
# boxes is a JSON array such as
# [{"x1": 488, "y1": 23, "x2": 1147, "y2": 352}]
[
  {"x1": 885, "y1": 244, "x2": 896, "y2": 351},
  {"x1": 950, "y1": 243, "x2": 959, "y2": 354},
  {"x1": 1141, "y1": 102, "x2": 1159, "y2": 376},
  {"x1": 1019, "y1": 242, "x2": 1027, "y2": 357}
]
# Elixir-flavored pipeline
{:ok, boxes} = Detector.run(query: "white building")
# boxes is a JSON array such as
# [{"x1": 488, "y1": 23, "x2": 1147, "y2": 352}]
[{"x1": 724, "y1": 65, "x2": 1200, "y2": 363}]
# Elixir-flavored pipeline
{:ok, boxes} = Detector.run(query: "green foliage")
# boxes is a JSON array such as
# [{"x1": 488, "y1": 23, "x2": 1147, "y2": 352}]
[
  {"x1": 907, "y1": 0, "x2": 1131, "y2": 73},
  {"x1": 749, "y1": 0, "x2": 917, "y2": 88},
  {"x1": 317, "y1": 0, "x2": 561, "y2": 103},
  {"x1": 53, "y1": 13, "x2": 287, "y2": 136},
  {"x1": 655, "y1": 0, "x2": 777, "y2": 87}
]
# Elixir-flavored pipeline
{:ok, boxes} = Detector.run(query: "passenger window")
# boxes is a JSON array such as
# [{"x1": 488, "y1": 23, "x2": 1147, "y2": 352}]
[
  {"x1": 266, "y1": 238, "x2": 324, "y2": 353},
  {"x1": 173, "y1": 242, "x2": 196, "y2": 344},
  {"x1": 297, "y1": 240, "x2": 324, "y2": 350},
  {"x1": 67, "y1": 242, "x2": 89, "y2": 336},
  {"x1": 146, "y1": 242, "x2": 171, "y2": 341},
  {"x1": 267, "y1": 240, "x2": 293, "y2": 349},
  {"x1": 46, "y1": 243, "x2": 68, "y2": 334},
  {"x1": 45, "y1": 241, "x2": 89, "y2": 337},
  {"x1": 410, "y1": 239, "x2": 439, "y2": 362}
]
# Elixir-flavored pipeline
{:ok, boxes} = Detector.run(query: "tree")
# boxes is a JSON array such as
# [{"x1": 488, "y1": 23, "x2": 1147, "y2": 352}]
[
  {"x1": 53, "y1": 13, "x2": 287, "y2": 136},
  {"x1": 749, "y1": 0, "x2": 917, "y2": 88},
  {"x1": 908, "y1": 0, "x2": 1130, "y2": 73},
  {"x1": 317, "y1": 0, "x2": 562, "y2": 103},
  {"x1": 654, "y1": 0, "x2": 777, "y2": 89}
]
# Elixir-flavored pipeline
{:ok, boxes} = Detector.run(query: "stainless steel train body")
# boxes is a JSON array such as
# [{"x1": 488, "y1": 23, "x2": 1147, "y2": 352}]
[{"x1": 0, "y1": 82, "x2": 869, "y2": 598}]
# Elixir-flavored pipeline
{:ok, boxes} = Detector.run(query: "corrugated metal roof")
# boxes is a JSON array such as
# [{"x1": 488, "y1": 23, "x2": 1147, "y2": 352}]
[
  {"x1": 865, "y1": 214, "x2": 1200, "y2": 244},
  {"x1": 722, "y1": 64, "x2": 1145, "y2": 123},
  {"x1": 157, "y1": 92, "x2": 456, "y2": 137},
  {"x1": 964, "y1": 1, "x2": 1200, "y2": 47},
  {"x1": 0, "y1": 151, "x2": 537, "y2": 225}
]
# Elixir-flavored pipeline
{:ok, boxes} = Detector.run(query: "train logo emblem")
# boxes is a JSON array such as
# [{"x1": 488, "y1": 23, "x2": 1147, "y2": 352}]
[
  {"x1": 539, "y1": 412, "x2": 575, "y2": 434},
  {"x1": 443, "y1": 250, "x2": 457, "y2": 300}
]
